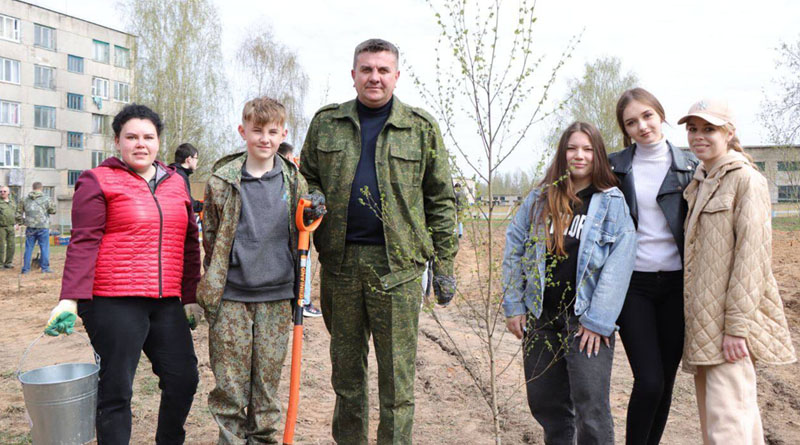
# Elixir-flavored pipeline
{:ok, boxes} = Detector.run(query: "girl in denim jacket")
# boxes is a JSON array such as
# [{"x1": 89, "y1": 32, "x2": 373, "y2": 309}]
[{"x1": 502, "y1": 122, "x2": 636, "y2": 444}]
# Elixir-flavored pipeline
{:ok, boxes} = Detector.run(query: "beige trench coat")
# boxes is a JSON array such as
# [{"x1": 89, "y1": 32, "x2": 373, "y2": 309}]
[{"x1": 683, "y1": 151, "x2": 795, "y2": 366}]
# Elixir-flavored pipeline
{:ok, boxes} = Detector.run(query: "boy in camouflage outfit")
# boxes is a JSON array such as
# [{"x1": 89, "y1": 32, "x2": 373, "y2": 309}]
[
  {"x1": 197, "y1": 97, "x2": 308, "y2": 444},
  {"x1": 16, "y1": 182, "x2": 56, "y2": 273}
]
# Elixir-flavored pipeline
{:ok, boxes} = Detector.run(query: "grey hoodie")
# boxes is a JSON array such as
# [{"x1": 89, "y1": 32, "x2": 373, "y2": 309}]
[{"x1": 222, "y1": 160, "x2": 294, "y2": 302}]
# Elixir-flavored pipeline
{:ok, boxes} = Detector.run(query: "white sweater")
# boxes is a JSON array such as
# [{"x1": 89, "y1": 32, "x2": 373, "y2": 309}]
[{"x1": 632, "y1": 139, "x2": 682, "y2": 272}]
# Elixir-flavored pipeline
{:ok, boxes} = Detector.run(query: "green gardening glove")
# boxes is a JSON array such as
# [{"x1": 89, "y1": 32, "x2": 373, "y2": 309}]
[{"x1": 45, "y1": 300, "x2": 78, "y2": 336}]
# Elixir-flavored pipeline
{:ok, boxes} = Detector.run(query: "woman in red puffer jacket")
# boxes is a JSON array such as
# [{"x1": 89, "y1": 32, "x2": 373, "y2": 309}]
[{"x1": 46, "y1": 104, "x2": 201, "y2": 445}]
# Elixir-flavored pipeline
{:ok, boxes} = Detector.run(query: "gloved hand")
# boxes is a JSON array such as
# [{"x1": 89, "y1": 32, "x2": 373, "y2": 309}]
[
  {"x1": 301, "y1": 192, "x2": 327, "y2": 224},
  {"x1": 184, "y1": 303, "x2": 204, "y2": 330},
  {"x1": 432, "y1": 275, "x2": 457, "y2": 307},
  {"x1": 45, "y1": 299, "x2": 78, "y2": 336}
]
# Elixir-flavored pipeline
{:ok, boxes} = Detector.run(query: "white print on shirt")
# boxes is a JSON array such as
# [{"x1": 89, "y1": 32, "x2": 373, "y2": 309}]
[{"x1": 549, "y1": 214, "x2": 587, "y2": 240}]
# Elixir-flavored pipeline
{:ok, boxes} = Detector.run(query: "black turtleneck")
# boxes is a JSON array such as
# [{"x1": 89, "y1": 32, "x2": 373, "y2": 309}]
[{"x1": 345, "y1": 97, "x2": 393, "y2": 245}]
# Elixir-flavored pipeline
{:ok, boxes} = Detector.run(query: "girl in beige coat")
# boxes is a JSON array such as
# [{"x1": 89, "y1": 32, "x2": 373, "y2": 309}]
[{"x1": 679, "y1": 98, "x2": 796, "y2": 445}]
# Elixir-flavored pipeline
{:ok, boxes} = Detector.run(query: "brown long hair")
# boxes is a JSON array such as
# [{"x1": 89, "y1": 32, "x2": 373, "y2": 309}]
[
  {"x1": 615, "y1": 88, "x2": 666, "y2": 147},
  {"x1": 536, "y1": 122, "x2": 619, "y2": 256}
]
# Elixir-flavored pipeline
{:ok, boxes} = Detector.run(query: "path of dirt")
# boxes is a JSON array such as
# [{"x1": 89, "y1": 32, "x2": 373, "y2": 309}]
[{"x1": 1, "y1": 231, "x2": 798, "y2": 444}]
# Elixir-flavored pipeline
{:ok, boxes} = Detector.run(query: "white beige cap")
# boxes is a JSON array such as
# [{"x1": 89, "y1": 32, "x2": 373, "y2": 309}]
[{"x1": 677, "y1": 98, "x2": 735, "y2": 127}]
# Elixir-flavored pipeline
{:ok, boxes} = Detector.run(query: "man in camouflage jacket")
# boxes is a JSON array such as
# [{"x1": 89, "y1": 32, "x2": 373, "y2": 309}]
[
  {"x1": 300, "y1": 38, "x2": 458, "y2": 445},
  {"x1": 17, "y1": 182, "x2": 56, "y2": 273},
  {"x1": 0, "y1": 186, "x2": 16, "y2": 268}
]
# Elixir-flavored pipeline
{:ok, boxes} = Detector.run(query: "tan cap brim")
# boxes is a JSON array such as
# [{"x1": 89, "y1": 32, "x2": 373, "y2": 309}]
[{"x1": 677, "y1": 112, "x2": 728, "y2": 126}]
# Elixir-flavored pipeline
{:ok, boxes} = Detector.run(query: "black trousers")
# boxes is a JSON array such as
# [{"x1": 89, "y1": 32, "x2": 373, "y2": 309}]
[
  {"x1": 617, "y1": 271, "x2": 684, "y2": 445},
  {"x1": 78, "y1": 297, "x2": 199, "y2": 445},
  {"x1": 524, "y1": 309, "x2": 615, "y2": 445}
]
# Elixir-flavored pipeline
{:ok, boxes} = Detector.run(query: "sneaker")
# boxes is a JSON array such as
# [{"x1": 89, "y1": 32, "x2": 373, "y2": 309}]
[
  {"x1": 42, "y1": 269, "x2": 54, "y2": 274},
  {"x1": 3, "y1": 264, "x2": 11, "y2": 269},
  {"x1": 303, "y1": 304, "x2": 322, "y2": 318}
]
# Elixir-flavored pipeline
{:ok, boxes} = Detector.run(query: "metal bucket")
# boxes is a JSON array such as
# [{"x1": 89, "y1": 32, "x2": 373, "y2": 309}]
[{"x1": 17, "y1": 334, "x2": 100, "y2": 445}]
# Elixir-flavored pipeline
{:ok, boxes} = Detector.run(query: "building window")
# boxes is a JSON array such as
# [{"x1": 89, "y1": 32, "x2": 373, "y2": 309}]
[
  {"x1": 92, "y1": 77, "x2": 109, "y2": 99},
  {"x1": 34, "y1": 24, "x2": 56, "y2": 50},
  {"x1": 0, "y1": 15, "x2": 20, "y2": 42},
  {"x1": 34, "y1": 105, "x2": 56, "y2": 129},
  {"x1": 67, "y1": 55, "x2": 84, "y2": 73},
  {"x1": 754, "y1": 161, "x2": 766, "y2": 171},
  {"x1": 67, "y1": 131, "x2": 84, "y2": 149},
  {"x1": 93, "y1": 40, "x2": 110, "y2": 63},
  {"x1": 113, "y1": 81, "x2": 130, "y2": 103},
  {"x1": 35, "y1": 146, "x2": 55, "y2": 168},
  {"x1": 0, "y1": 143, "x2": 20, "y2": 167},
  {"x1": 92, "y1": 151, "x2": 110, "y2": 168},
  {"x1": 777, "y1": 161, "x2": 800, "y2": 172},
  {"x1": 92, "y1": 114, "x2": 110, "y2": 135},
  {"x1": 42, "y1": 186, "x2": 55, "y2": 201},
  {"x1": 68, "y1": 170, "x2": 83, "y2": 186},
  {"x1": 778, "y1": 185, "x2": 800, "y2": 203},
  {"x1": 34, "y1": 65, "x2": 55, "y2": 90},
  {"x1": 0, "y1": 57, "x2": 20, "y2": 84},
  {"x1": 67, "y1": 93, "x2": 84, "y2": 111},
  {"x1": 0, "y1": 100, "x2": 20, "y2": 125},
  {"x1": 114, "y1": 46, "x2": 130, "y2": 68}
]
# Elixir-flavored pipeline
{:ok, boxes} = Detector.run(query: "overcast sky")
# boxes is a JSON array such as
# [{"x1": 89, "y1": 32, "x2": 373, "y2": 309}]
[{"x1": 28, "y1": 0, "x2": 800, "y2": 172}]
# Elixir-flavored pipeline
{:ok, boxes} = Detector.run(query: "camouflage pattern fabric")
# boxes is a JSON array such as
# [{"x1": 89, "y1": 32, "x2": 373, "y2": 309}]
[
  {"x1": 197, "y1": 152, "x2": 307, "y2": 320},
  {"x1": 0, "y1": 198, "x2": 15, "y2": 227},
  {"x1": 16, "y1": 191, "x2": 55, "y2": 228},
  {"x1": 208, "y1": 299, "x2": 291, "y2": 444},
  {"x1": 0, "y1": 199, "x2": 14, "y2": 266},
  {"x1": 0, "y1": 226, "x2": 13, "y2": 266},
  {"x1": 299, "y1": 96, "x2": 458, "y2": 287},
  {"x1": 320, "y1": 244, "x2": 422, "y2": 445}
]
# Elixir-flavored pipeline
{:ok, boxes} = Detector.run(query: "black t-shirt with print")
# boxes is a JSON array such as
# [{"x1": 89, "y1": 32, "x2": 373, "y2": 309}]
[{"x1": 542, "y1": 185, "x2": 597, "y2": 314}]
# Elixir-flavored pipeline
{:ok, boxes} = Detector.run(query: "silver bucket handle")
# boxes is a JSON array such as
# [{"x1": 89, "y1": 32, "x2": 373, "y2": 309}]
[{"x1": 17, "y1": 332, "x2": 101, "y2": 379}]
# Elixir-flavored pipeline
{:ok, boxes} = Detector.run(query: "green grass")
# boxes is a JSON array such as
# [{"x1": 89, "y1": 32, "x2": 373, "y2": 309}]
[
  {"x1": 0, "y1": 431, "x2": 32, "y2": 445},
  {"x1": 137, "y1": 375, "x2": 160, "y2": 396},
  {"x1": 773, "y1": 216, "x2": 800, "y2": 231}
]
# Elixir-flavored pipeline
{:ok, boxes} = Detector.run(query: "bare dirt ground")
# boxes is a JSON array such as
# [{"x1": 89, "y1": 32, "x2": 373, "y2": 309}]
[{"x1": 1, "y1": 230, "x2": 799, "y2": 444}]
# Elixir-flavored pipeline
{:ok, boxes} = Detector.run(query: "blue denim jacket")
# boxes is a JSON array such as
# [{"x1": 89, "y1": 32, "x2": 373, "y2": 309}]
[{"x1": 501, "y1": 186, "x2": 636, "y2": 336}]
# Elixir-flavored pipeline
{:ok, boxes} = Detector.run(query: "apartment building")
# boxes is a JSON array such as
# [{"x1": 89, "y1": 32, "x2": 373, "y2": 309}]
[
  {"x1": 747, "y1": 145, "x2": 800, "y2": 207},
  {"x1": 0, "y1": 0, "x2": 134, "y2": 228}
]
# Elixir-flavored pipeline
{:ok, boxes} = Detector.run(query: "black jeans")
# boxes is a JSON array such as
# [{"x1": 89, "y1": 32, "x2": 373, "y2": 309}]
[
  {"x1": 78, "y1": 297, "x2": 199, "y2": 445},
  {"x1": 523, "y1": 309, "x2": 615, "y2": 445},
  {"x1": 617, "y1": 271, "x2": 684, "y2": 445}
]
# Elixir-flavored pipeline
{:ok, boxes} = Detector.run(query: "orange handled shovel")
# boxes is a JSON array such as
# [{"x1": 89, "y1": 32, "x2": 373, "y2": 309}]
[{"x1": 283, "y1": 197, "x2": 323, "y2": 445}]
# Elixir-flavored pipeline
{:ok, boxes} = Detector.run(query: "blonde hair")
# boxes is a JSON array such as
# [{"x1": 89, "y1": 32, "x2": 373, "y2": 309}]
[
  {"x1": 242, "y1": 96, "x2": 286, "y2": 127},
  {"x1": 721, "y1": 123, "x2": 754, "y2": 163}
]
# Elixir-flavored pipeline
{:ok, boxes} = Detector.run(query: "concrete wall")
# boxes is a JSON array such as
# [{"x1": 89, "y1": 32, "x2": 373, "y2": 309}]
[{"x1": 0, "y1": 0, "x2": 134, "y2": 229}]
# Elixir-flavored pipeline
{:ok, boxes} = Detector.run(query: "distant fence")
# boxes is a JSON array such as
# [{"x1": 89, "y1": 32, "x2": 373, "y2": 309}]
[{"x1": 772, "y1": 209, "x2": 800, "y2": 218}]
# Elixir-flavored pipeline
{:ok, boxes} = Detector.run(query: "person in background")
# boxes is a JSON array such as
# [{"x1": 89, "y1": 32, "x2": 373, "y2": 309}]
[
  {"x1": 679, "y1": 98, "x2": 795, "y2": 444},
  {"x1": 169, "y1": 142, "x2": 204, "y2": 213},
  {"x1": 278, "y1": 141, "x2": 322, "y2": 318},
  {"x1": 454, "y1": 182, "x2": 466, "y2": 238},
  {"x1": 45, "y1": 103, "x2": 202, "y2": 444},
  {"x1": 610, "y1": 87, "x2": 698, "y2": 445},
  {"x1": 16, "y1": 181, "x2": 56, "y2": 274},
  {"x1": 0, "y1": 186, "x2": 16, "y2": 268},
  {"x1": 503, "y1": 121, "x2": 636, "y2": 444}
]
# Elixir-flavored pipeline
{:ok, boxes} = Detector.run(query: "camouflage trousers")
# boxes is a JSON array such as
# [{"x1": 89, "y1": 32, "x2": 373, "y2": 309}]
[
  {"x1": 207, "y1": 299, "x2": 291, "y2": 444},
  {"x1": 0, "y1": 225, "x2": 13, "y2": 266},
  {"x1": 321, "y1": 244, "x2": 422, "y2": 445}
]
